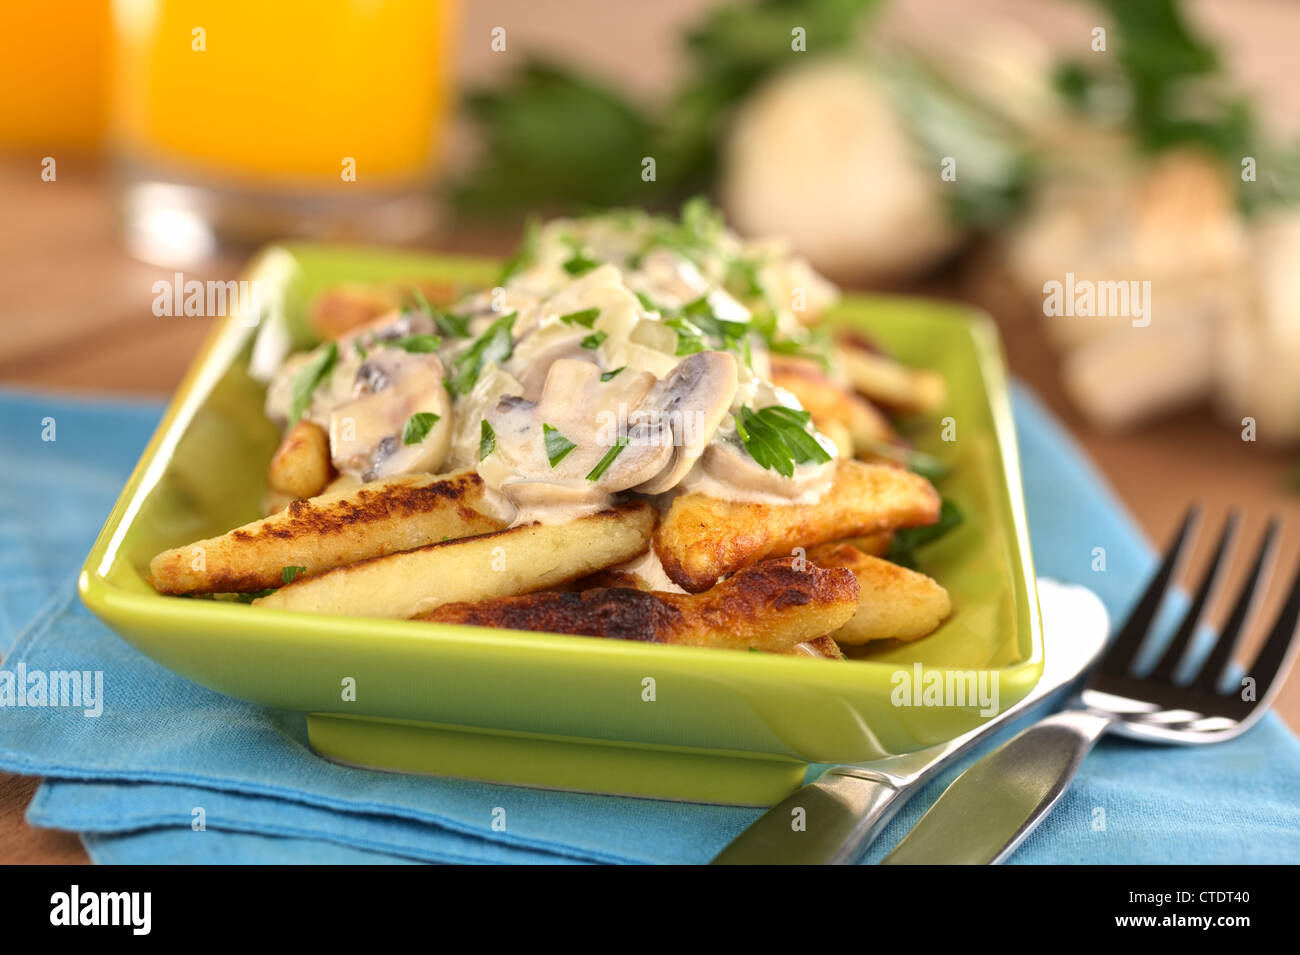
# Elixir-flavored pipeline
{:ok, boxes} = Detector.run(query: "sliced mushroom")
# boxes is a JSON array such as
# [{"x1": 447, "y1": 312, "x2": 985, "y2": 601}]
[
  {"x1": 483, "y1": 360, "x2": 673, "y2": 505},
  {"x1": 634, "y1": 351, "x2": 739, "y2": 494},
  {"x1": 339, "y1": 309, "x2": 437, "y2": 349},
  {"x1": 510, "y1": 329, "x2": 601, "y2": 400},
  {"x1": 697, "y1": 429, "x2": 835, "y2": 499},
  {"x1": 328, "y1": 348, "x2": 452, "y2": 481}
]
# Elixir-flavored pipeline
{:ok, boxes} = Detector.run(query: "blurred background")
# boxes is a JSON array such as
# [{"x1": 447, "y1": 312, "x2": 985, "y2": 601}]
[{"x1": 2, "y1": 0, "x2": 1299, "y2": 716}]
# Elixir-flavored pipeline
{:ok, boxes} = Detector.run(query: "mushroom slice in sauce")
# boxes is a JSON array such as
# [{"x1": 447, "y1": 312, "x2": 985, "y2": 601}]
[
  {"x1": 328, "y1": 349, "x2": 452, "y2": 481},
  {"x1": 483, "y1": 359, "x2": 673, "y2": 507},
  {"x1": 693, "y1": 431, "x2": 834, "y2": 500},
  {"x1": 634, "y1": 351, "x2": 739, "y2": 494}
]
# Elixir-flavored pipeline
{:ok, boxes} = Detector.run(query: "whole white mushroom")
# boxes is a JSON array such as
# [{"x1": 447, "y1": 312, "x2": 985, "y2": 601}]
[
  {"x1": 1216, "y1": 209, "x2": 1300, "y2": 443},
  {"x1": 718, "y1": 59, "x2": 964, "y2": 285}
]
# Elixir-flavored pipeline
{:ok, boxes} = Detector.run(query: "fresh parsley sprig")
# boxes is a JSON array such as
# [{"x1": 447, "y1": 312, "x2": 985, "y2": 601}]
[
  {"x1": 402, "y1": 412, "x2": 441, "y2": 446},
  {"x1": 542, "y1": 423, "x2": 577, "y2": 466},
  {"x1": 586, "y1": 436, "x2": 629, "y2": 481},
  {"x1": 734, "y1": 405, "x2": 832, "y2": 478},
  {"x1": 388, "y1": 334, "x2": 442, "y2": 354},
  {"x1": 888, "y1": 498, "x2": 964, "y2": 569},
  {"x1": 288, "y1": 342, "x2": 338, "y2": 425},
  {"x1": 559, "y1": 307, "x2": 600, "y2": 328},
  {"x1": 406, "y1": 288, "x2": 470, "y2": 339},
  {"x1": 859, "y1": 440, "x2": 950, "y2": 483},
  {"x1": 447, "y1": 312, "x2": 517, "y2": 397}
]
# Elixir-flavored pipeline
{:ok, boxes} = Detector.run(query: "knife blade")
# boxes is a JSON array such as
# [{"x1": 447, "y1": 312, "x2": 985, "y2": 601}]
[
  {"x1": 878, "y1": 708, "x2": 1115, "y2": 865},
  {"x1": 710, "y1": 578, "x2": 1109, "y2": 865}
]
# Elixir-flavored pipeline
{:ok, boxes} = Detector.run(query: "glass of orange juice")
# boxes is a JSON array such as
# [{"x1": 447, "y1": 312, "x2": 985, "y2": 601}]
[{"x1": 110, "y1": 0, "x2": 458, "y2": 264}]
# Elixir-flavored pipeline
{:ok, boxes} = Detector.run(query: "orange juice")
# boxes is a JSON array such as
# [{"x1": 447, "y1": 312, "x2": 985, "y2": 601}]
[
  {"x1": 111, "y1": 0, "x2": 457, "y2": 188},
  {"x1": 0, "y1": 0, "x2": 111, "y2": 152}
]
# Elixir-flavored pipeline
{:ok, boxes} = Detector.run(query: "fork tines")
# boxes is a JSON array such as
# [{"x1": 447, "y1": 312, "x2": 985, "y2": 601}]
[{"x1": 1100, "y1": 508, "x2": 1300, "y2": 711}]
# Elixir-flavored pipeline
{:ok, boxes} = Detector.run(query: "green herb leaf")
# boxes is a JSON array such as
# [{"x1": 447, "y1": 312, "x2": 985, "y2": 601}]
[
  {"x1": 402, "y1": 412, "x2": 441, "y2": 445},
  {"x1": 406, "y1": 287, "x2": 472, "y2": 339},
  {"x1": 453, "y1": 62, "x2": 666, "y2": 215},
  {"x1": 580, "y1": 331, "x2": 607, "y2": 350},
  {"x1": 542, "y1": 423, "x2": 577, "y2": 466},
  {"x1": 480, "y1": 419, "x2": 496, "y2": 460},
  {"x1": 734, "y1": 404, "x2": 832, "y2": 478},
  {"x1": 499, "y1": 216, "x2": 540, "y2": 283},
  {"x1": 585, "y1": 436, "x2": 629, "y2": 481},
  {"x1": 600, "y1": 366, "x2": 626, "y2": 382},
  {"x1": 559, "y1": 307, "x2": 600, "y2": 328},
  {"x1": 289, "y1": 342, "x2": 338, "y2": 425},
  {"x1": 562, "y1": 253, "x2": 600, "y2": 276},
  {"x1": 681, "y1": 295, "x2": 749, "y2": 341},
  {"x1": 888, "y1": 498, "x2": 964, "y2": 569},
  {"x1": 1050, "y1": 0, "x2": 1270, "y2": 210},
  {"x1": 353, "y1": 340, "x2": 368, "y2": 360},
  {"x1": 448, "y1": 312, "x2": 517, "y2": 397},
  {"x1": 635, "y1": 291, "x2": 665, "y2": 314},
  {"x1": 281, "y1": 565, "x2": 306, "y2": 584},
  {"x1": 388, "y1": 333, "x2": 442, "y2": 353},
  {"x1": 860, "y1": 440, "x2": 950, "y2": 483},
  {"x1": 226, "y1": 589, "x2": 275, "y2": 603},
  {"x1": 665, "y1": 317, "x2": 707, "y2": 356},
  {"x1": 435, "y1": 311, "x2": 474, "y2": 339}
]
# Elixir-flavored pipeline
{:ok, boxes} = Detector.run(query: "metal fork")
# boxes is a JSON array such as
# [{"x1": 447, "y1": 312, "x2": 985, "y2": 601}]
[{"x1": 881, "y1": 507, "x2": 1300, "y2": 865}]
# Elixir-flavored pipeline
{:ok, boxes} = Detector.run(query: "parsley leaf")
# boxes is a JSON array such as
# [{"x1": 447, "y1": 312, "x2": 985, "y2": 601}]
[
  {"x1": 480, "y1": 419, "x2": 496, "y2": 460},
  {"x1": 580, "y1": 331, "x2": 607, "y2": 350},
  {"x1": 734, "y1": 405, "x2": 832, "y2": 478},
  {"x1": 406, "y1": 287, "x2": 472, "y2": 339},
  {"x1": 289, "y1": 342, "x2": 338, "y2": 425},
  {"x1": 281, "y1": 565, "x2": 306, "y2": 584},
  {"x1": 559, "y1": 307, "x2": 600, "y2": 328},
  {"x1": 448, "y1": 312, "x2": 516, "y2": 397},
  {"x1": 562, "y1": 252, "x2": 600, "y2": 276},
  {"x1": 586, "y1": 436, "x2": 629, "y2": 481},
  {"x1": 388, "y1": 333, "x2": 442, "y2": 353},
  {"x1": 681, "y1": 294, "x2": 749, "y2": 341},
  {"x1": 402, "y1": 412, "x2": 441, "y2": 445},
  {"x1": 859, "y1": 440, "x2": 950, "y2": 483},
  {"x1": 499, "y1": 216, "x2": 540, "y2": 283},
  {"x1": 600, "y1": 366, "x2": 626, "y2": 382},
  {"x1": 542, "y1": 423, "x2": 577, "y2": 466},
  {"x1": 665, "y1": 317, "x2": 707, "y2": 356},
  {"x1": 888, "y1": 499, "x2": 964, "y2": 569}
]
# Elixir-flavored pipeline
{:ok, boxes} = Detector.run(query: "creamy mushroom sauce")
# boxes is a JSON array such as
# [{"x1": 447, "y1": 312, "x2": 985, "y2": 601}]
[{"x1": 265, "y1": 207, "x2": 842, "y2": 532}]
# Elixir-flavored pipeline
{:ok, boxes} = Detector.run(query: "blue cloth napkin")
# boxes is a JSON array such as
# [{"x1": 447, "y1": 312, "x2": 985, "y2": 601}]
[{"x1": 1, "y1": 384, "x2": 1298, "y2": 864}]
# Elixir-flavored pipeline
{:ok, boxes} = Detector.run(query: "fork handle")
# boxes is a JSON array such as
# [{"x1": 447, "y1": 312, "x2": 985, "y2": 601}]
[
  {"x1": 711, "y1": 771, "x2": 906, "y2": 865},
  {"x1": 881, "y1": 710, "x2": 1116, "y2": 865}
]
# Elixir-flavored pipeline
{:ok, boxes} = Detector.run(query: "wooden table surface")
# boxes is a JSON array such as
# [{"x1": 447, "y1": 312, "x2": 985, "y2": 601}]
[{"x1": 3, "y1": 0, "x2": 1299, "y2": 864}]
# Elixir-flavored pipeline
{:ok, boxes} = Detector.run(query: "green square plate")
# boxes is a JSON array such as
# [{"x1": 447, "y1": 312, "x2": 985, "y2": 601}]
[{"x1": 79, "y1": 243, "x2": 1042, "y2": 806}]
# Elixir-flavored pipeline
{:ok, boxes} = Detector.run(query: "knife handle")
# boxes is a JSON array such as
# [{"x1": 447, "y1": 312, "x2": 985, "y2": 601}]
[
  {"x1": 711, "y1": 771, "x2": 905, "y2": 865},
  {"x1": 881, "y1": 710, "x2": 1115, "y2": 865}
]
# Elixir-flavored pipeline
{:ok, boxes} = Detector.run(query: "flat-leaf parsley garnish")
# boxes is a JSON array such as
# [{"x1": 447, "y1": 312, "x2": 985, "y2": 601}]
[
  {"x1": 448, "y1": 311, "x2": 516, "y2": 397},
  {"x1": 559, "y1": 307, "x2": 600, "y2": 328},
  {"x1": 542, "y1": 423, "x2": 577, "y2": 466},
  {"x1": 734, "y1": 405, "x2": 831, "y2": 478},
  {"x1": 388, "y1": 333, "x2": 442, "y2": 353},
  {"x1": 586, "y1": 437, "x2": 629, "y2": 481},
  {"x1": 289, "y1": 342, "x2": 338, "y2": 425},
  {"x1": 402, "y1": 412, "x2": 441, "y2": 445}
]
